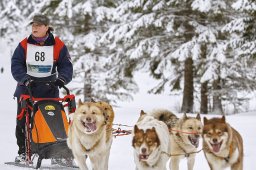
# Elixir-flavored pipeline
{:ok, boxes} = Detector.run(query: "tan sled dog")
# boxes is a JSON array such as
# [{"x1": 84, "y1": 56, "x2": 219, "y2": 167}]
[
  {"x1": 132, "y1": 110, "x2": 171, "y2": 170},
  {"x1": 169, "y1": 113, "x2": 202, "y2": 170},
  {"x1": 203, "y1": 116, "x2": 243, "y2": 170},
  {"x1": 67, "y1": 99, "x2": 114, "y2": 170}
]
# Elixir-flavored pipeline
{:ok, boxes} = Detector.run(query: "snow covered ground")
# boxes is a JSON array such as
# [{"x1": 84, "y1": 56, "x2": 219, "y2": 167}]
[{"x1": 0, "y1": 40, "x2": 255, "y2": 169}]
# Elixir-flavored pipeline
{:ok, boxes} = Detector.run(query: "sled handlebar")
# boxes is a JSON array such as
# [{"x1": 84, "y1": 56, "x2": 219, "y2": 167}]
[
  {"x1": 26, "y1": 80, "x2": 70, "y2": 98},
  {"x1": 21, "y1": 81, "x2": 76, "y2": 114}
]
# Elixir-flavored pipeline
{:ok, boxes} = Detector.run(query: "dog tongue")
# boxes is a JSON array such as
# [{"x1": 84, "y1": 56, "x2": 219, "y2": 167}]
[
  {"x1": 194, "y1": 140, "x2": 199, "y2": 148},
  {"x1": 189, "y1": 136, "x2": 199, "y2": 148},
  {"x1": 212, "y1": 143, "x2": 221, "y2": 152},
  {"x1": 139, "y1": 154, "x2": 149, "y2": 161},
  {"x1": 86, "y1": 122, "x2": 96, "y2": 132}
]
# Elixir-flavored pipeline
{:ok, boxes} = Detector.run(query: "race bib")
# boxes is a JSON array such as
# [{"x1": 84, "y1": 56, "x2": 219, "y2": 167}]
[{"x1": 26, "y1": 44, "x2": 54, "y2": 77}]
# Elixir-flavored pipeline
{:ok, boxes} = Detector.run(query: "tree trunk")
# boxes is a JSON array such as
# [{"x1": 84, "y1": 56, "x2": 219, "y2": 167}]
[
  {"x1": 84, "y1": 69, "x2": 92, "y2": 102},
  {"x1": 212, "y1": 77, "x2": 224, "y2": 115},
  {"x1": 201, "y1": 82, "x2": 208, "y2": 114},
  {"x1": 200, "y1": 44, "x2": 208, "y2": 114},
  {"x1": 181, "y1": 57, "x2": 194, "y2": 113}
]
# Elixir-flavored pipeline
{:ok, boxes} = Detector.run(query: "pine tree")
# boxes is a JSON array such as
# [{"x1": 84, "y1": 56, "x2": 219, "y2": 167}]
[
  {"x1": 192, "y1": 0, "x2": 236, "y2": 114},
  {"x1": 101, "y1": 0, "x2": 193, "y2": 111},
  {"x1": 220, "y1": 0, "x2": 256, "y2": 113},
  {"x1": 102, "y1": 0, "x2": 254, "y2": 114},
  {"x1": 43, "y1": 0, "x2": 138, "y2": 103},
  {"x1": 0, "y1": 0, "x2": 49, "y2": 42},
  {"x1": 0, "y1": 0, "x2": 24, "y2": 41},
  {"x1": 102, "y1": 0, "x2": 232, "y2": 113}
]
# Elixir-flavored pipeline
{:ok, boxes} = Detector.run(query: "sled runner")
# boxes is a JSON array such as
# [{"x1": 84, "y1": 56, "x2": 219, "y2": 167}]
[
  {"x1": 13, "y1": 81, "x2": 77, "y2": 169},
  {"x1": 5, "y1": 161, "x2": 78, "y2": 169}
]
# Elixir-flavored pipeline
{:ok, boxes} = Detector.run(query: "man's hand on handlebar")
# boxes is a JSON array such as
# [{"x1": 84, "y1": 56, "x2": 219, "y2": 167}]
[
  {"x1": 54, "y1": 78, "x2": 65, "y2": 88},
  {"x1": 24, "y1": 79, "x2": 34, "y2": 87}
]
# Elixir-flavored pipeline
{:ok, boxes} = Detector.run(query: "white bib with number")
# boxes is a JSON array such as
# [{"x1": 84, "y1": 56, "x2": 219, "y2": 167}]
[{"x1": 26, "y1": 44, "x2": 54, "y2": 77}]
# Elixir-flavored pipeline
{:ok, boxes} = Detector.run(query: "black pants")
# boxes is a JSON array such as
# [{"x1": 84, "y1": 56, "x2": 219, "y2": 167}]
[{"x1": 15, "y1": 100, "x2": 31, "y2": 155}]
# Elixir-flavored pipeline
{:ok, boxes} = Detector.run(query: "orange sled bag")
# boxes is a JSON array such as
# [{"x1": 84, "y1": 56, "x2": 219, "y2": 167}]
[{"x1": 30, "y1": 100, "x2": 73, "y2": 165}]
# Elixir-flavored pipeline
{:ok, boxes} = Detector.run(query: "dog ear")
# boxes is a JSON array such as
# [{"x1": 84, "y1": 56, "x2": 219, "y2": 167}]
[
  {"x1": 196, "y1": 113, "x2": 201, "y2": 120},
  {"x1": 132, "y1": 125, "x2": 139, "y2": 147},
  {"x1": 140, "y1": 110, "x2": 146, "y2": 116},
  {"x1": 183, "y1": 113, "x2": 188, "y2": 120},
  {"x1": 221, "y1": 115, "x2": 226, "y2": 123},
  {"x1": 203, "y1": 117, "x2": 208, "y2": 124},
  {"x1": 134, "y1": 125, "x2": 139, "y2": 132},
  {"x1": 78, "y1": 99, "x2": 83, "y2": 106}
]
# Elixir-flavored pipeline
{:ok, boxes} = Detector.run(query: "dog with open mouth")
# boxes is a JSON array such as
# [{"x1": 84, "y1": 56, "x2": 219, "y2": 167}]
[
  {"x1": 67, "y1": 99, "x2": 114, "y2": 170},
  {"x1": 169, "y1": 113, "x2": 202, "y2": 170},
  {"x1": 203, "y1": 116, "x2": 243, "y2": 170},
  {"x1": 132, "y1": 110, "x2": 170, "y2": 170}
]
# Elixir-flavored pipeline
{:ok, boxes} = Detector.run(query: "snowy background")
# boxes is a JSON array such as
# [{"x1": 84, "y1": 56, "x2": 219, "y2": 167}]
[
  {"x1": 0, "y1": 40, "x2": 256, "y2": 170},
  {"x1": 0, "y1": 0, "x2": 256, "y2": 169}
]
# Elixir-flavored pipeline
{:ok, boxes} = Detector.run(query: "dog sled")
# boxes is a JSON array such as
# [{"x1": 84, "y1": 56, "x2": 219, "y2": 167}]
[{"x1": 5, "y1": 81, "x2": 77, "y2": 169}]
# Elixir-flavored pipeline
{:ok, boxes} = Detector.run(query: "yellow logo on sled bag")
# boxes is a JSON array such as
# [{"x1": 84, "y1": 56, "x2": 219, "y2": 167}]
[{"x1": 45, "y1": 105, "x2": 55, "y2": 110}]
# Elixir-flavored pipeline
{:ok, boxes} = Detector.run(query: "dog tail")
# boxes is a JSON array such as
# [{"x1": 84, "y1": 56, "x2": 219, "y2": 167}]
[{"x1": 149, "y1": 109, "x2": 178, "y2": 129}]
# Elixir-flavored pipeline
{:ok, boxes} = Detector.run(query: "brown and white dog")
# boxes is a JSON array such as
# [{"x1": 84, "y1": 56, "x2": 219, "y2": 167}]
[
  {"x1": 67, "y1": 99, "x2": 114, "y2": 170},
  {"x1": 203, "y1": 116, "x2": 243, "y2": 170},
  {"x1": 132, "y1": 110, "x2": 171, "y2": 170}
]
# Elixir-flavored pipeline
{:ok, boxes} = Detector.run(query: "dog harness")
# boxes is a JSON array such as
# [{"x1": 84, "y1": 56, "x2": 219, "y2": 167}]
[
  {"x1": 173, "y1": 133, "x2": 191, "y2": 157},
  {"x1": 80, "y1": 139, "x2": 101, "y2": 152},
  {"x1": 223, "y1": 143, "x2": 234, "y2": 163}
]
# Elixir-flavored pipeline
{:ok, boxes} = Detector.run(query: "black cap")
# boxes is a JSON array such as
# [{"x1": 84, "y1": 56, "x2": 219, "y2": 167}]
[{"x1": 30, "y1": 14, "x2": 49, "y2": 25}]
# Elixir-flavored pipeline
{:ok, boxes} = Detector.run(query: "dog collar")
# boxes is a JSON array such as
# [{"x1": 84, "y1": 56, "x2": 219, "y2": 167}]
[{"x1": 81, "y1": 139, "x2": 100, "y2": 152}]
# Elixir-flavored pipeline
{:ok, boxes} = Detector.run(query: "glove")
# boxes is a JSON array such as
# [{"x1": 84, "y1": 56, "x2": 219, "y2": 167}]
[
  {"x1": 24, "y1": 79, "x2": 34, "y2": 87},
  {"x1": 54, "y1": 78, "x2": 65, "y2": 88}
]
